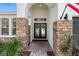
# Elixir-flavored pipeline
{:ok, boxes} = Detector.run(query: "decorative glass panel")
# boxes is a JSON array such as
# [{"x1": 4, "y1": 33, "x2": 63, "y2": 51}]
[
  {"x1": 35, "y1": 28, "x2": 40, "y2": 37},
  {"x1": 2, "y1": 18, "x2": 9, "y2": 35},
  {"x1": 41, "y1": 24, "x2": 46, "y2": 37},
  {"x1": 35, "y1": 24, "x2": 40, "y2": 37},
  {"x1": 41, "y1": 28, "x2": 45, "y2": 37}
]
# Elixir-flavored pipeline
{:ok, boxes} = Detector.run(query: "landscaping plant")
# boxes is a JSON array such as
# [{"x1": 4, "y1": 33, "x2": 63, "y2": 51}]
[
  {"x1": 59, "y1": 35, "x2": 72, "y2": 55},
  {"x1": 1, "y1": 37, "x2": 20, "y2": 56}
]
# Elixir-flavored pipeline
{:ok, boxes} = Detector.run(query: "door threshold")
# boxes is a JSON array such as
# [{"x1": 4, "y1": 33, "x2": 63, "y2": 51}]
[{"x1": 33, "y1": 38, "x2": 48, "y2": 41}]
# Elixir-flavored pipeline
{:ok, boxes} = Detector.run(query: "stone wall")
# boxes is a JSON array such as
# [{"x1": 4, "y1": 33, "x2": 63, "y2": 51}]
[
  {"x1": 0, "y1": 37, "x2": 13, "y2": 44},
  {"x1": 16, "y1": 18, "x2": 30, "y2": 55},
  {"x1": 53, "y1": 20, "x2": 72, "y2": 55}
]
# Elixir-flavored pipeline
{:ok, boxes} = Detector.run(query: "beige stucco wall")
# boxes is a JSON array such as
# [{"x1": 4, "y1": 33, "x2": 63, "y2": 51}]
[
  {"x1": 30, "y1": 4, "x2": 49, "y2": 19},
  {"x1": 48, "y1": 4, "x2": 58, "y2": 49},
  {"x1": 0, "y1": 14, "x2": 16, "y2": 18},
  {"x1": 58, "y1": 3, "x2": 79, "y2": 20}
]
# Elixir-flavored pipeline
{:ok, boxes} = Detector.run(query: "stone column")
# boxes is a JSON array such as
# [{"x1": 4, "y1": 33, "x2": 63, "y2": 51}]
[
  {"x1": 16, "y1": 18, "x2": 30, "y2": 55},
  {"x1": 53, "y1": 20, "x2": 72, "y2": 55}
]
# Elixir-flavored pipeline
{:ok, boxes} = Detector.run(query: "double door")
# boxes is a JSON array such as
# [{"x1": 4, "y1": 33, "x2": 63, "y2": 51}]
[{"x1": 34, "y1": 23, "x2": 47, "y2": 38}]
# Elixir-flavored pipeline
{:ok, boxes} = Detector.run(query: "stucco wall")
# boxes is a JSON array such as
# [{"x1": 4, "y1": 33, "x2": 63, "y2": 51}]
[
  {"x1": 0, "y1": 14, "x2": 16, "y2": 18},
  {"x1": 58, "y1": 3, "x2": 79, "y2": 20},
  {"x1": 17, "y1": 3, "x2": 27, "y2": 17},
  {"x1": 48, "y1": 4, "x2": 58, "y2": 49}
]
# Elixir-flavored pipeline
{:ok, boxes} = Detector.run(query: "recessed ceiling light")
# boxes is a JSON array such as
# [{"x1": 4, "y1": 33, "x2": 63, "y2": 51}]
[
  {"x1": 33, "y1": 4, "x2": 43, "y2": 7},
  {"x1": 39, "y1": 4, "x2": 42, "y2": 6}
]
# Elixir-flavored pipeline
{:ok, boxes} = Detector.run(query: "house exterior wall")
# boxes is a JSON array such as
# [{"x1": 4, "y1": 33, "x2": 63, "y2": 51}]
[
  {"x1": 16, "y1": 3, "x2": 79, "y2": 50},
  {"x1": 58, "y1": 3, "x2": 79, "y2": 20},
  {"x1": 48, "y1": 4, "x2": 58, "y2": 49},
  {"x1": 16, "y1": 3, "x2": 79, "y2": 20},
  {"x1": 17, "y1": 3, "x2": 27, "y2": 17},
  {"x1": 0, "y1": 14, "x2": 16, "y2": 17},
  {"x1": 0, "y1": 3, "x2": 79, "y2": 56}
]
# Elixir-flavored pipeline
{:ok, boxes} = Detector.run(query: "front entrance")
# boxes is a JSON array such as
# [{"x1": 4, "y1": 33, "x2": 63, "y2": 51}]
[{"x1": 34, "y1": 23, "x2": 47, "y2": 38}]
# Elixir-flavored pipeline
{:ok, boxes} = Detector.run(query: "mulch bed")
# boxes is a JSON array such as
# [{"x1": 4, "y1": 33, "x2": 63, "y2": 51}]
[{"x1": 47, "y1": 51, "x2": 55, "y2": 56}]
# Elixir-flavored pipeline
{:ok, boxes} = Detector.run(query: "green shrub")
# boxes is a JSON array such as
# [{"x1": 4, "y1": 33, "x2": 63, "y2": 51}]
[
  {"x1": 0, "y1": 44, "x2": 4, "y2": 55},
  {"x1": 72, "y1": 48, "x2": 79, "y2": 56},
  {"x1": 1, "y1": 37, "x2": 20, "y2": 56},
  {"x1": 59, "y1": 35, "x2": 72, "y2": 55}
]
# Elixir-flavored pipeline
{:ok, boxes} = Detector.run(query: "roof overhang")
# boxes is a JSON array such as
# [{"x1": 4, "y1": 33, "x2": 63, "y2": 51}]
[{"x1": 0, "y1": 11, "x2": 16, "y2": 15}]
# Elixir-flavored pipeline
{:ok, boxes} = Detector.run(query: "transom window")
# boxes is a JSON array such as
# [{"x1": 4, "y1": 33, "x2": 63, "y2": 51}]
[
  {"x1": 34, "y1": 18, "x2": 46, "y2": 21},
  {"x1": 0, "y1": 18, "x2": 16, "y2": 36}
]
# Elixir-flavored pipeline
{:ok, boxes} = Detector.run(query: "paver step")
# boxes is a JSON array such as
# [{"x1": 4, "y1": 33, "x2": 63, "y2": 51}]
[{"x1": 30, "y1": 51, "x2": 47, "y2": 56}]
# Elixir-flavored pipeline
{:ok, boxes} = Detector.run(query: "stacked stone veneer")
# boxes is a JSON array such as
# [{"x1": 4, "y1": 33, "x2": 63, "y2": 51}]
[
  {"x1": 16, "y1": 18, "x2": 30, "y2": 55},
  {"x1": 53, "y1": 20, "x2": 72, "y2": 55},
  {"x1": 0, "y1": 37, "x2": 12, "y2": 44}
]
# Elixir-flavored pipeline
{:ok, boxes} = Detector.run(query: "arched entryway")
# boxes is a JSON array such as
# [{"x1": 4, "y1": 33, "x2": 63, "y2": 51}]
[
  {"x1": 25, "y1": 3, "x2": 54, "y2": 56},
  {"x1": 16, "y1": 3, "x2": 58, "y2": 55},
  {"x1": 25, "y1": 3, "x2": 58, "y2": 49},
  {"x1": 29, "y1": 3, "x2": 49, "y2": 41}
]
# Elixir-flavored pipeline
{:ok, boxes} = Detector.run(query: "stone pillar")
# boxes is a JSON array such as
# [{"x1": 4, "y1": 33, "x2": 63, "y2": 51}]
[
  {"x1": 53, "y1": 20, "x2": 72, "y2": 55},
  {"x1": 16, "y1": 18, "x2": 30, "y2": 55}
]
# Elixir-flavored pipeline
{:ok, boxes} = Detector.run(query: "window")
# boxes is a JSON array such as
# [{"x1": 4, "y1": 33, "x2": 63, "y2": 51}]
[
  {"x1": 1, "y1": 18, "x2": 9, "y2": 35},
  {"x1": 34, "y1": 18, "x2": 46, "y2": 21},
  {"x1": 0, "y1": 17, "x2": 16, "y2": 36},
  {"x1": 12, "y1": 18, "x2": 16, "y2": 35}
]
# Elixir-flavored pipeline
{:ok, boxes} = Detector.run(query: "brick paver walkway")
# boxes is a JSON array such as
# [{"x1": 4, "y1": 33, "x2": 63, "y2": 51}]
[
  {"x1": 30, "y1": 50, "x2": 47, "y2": 56},
  {"x1": 27, "y1": 40, "x2": 53, "y2": 56}
]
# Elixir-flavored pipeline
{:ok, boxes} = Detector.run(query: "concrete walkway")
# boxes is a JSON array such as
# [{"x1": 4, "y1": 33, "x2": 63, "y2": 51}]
[{"x1": 27, "y1": 40, "x2": 54, "y2": 56}]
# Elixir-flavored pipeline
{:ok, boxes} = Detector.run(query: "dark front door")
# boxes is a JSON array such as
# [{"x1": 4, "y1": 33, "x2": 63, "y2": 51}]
[
  {"x1": 73, "y1": 17, "x2": 79, "y2": 52},
  {"x1": 34, "y1": 23, "x2": 47, "y2": 38}
]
